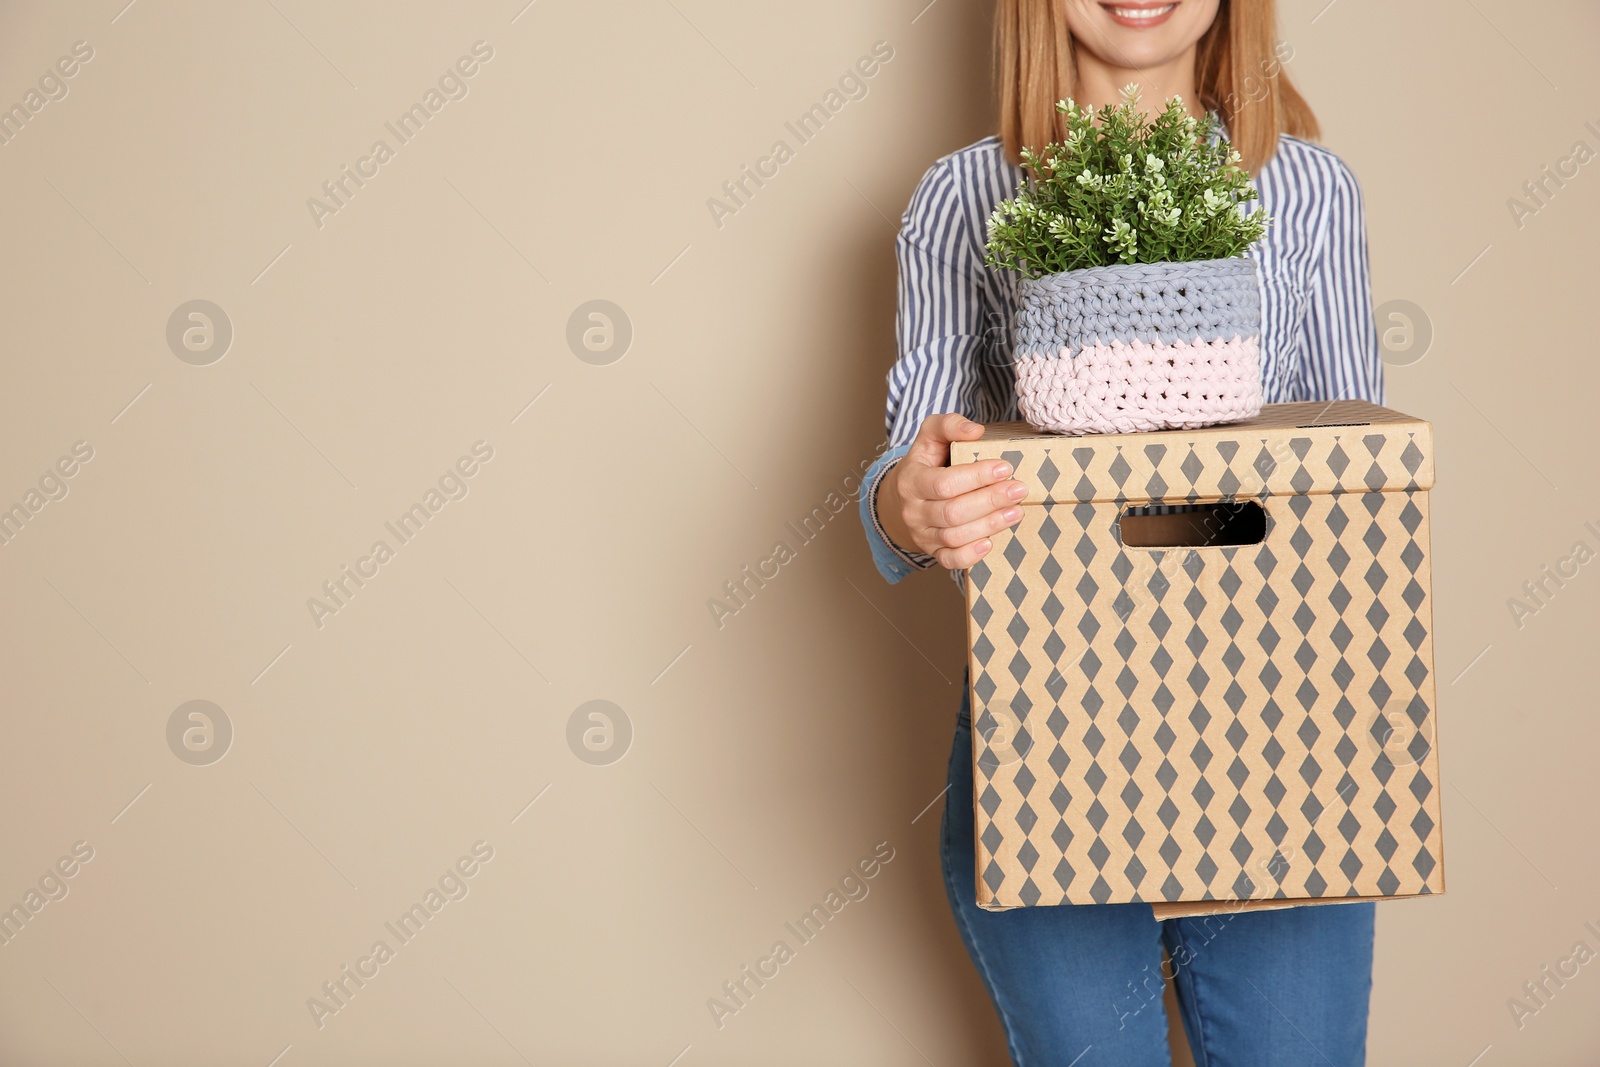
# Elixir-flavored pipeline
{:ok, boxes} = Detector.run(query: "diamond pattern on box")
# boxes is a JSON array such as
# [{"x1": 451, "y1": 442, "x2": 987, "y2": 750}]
[{"x1": 954, "y1": 401, "x2": 1444, "y2": 910}]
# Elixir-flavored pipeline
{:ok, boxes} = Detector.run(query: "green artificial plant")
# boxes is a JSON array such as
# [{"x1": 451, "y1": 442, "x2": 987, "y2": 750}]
[{"x1": 984, "y1": 85, "x2": 1270, "y2": 278}]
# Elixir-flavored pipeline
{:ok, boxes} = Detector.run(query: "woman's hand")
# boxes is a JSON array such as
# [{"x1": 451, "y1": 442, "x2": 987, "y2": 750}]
[{"x1": 877, "y1": 414, "x2": 1028, "y2": 570}]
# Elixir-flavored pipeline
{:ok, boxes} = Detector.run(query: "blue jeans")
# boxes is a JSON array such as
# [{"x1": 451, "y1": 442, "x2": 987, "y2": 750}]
[{"x1": 940, "y1": 696, "x2": 1375, "y2": 1066}]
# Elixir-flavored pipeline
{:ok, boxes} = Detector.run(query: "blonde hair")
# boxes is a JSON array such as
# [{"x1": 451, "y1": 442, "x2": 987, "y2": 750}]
[{"x1": 994, "y1": 0, "x2": 1320, "y2": 174}]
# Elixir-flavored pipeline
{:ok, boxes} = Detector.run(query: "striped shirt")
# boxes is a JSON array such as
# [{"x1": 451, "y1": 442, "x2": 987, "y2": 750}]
[{"x1": 861, "y1": 132, "x2": 1383, "y2": 583}]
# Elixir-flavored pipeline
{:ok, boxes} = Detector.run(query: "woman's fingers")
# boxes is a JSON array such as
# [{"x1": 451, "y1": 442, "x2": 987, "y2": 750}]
[
  {"x1": 917, "y1": 457, "x2": 1014, "y2": 502},
  {"x1": 935, "y1": 538, "x2": 995, "y2": 570},
  {"x1": 934, "y1": 503, "x2": 1024, "y2": 550},
  {"x1": 927, "y1": 478, "x2": 1028, "y2": 531}
]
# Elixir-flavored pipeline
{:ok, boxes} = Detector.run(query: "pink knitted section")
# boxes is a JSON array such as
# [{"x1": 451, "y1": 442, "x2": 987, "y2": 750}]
[{"x1": 1015, "y1": 335, "x2": 1263, "y2": 435}]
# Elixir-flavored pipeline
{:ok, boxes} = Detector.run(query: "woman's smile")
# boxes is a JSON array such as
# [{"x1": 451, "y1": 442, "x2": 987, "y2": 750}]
[{"x1": 1100, "y1": 2, "x2": 1180, "y2": 29}]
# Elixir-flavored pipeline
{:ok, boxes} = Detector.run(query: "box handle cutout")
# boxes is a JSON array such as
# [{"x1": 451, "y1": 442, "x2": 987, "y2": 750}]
[{"x1": 1120, "y1": 501, "x2": 1266, "y2": 548}]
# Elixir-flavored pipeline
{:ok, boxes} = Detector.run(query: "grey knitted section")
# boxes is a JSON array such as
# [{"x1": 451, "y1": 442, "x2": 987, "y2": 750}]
[{"x1": 1015, "y1": 256, "x2": 1261, "y2": 357}]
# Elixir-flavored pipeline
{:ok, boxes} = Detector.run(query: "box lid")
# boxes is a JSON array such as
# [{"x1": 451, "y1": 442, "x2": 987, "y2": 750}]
[{"x1": 952, "y1": 400, "x2": 1433, "y2": 504}]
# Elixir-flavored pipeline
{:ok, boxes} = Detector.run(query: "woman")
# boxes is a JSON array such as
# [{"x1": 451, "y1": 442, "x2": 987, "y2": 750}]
[{"x1": 859, "y1": 1, "x2": 1382, "y2": 1064}]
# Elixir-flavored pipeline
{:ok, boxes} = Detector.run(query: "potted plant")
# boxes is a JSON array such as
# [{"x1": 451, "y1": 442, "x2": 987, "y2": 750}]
[{"x1": 985, "y1": 86, "x2": 1268, "y2": 435}]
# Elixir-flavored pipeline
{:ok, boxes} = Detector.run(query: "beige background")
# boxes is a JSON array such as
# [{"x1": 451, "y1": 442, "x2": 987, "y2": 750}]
[{"x1": 0, "y1": 1, "x2": 1596, "y2": 1064}]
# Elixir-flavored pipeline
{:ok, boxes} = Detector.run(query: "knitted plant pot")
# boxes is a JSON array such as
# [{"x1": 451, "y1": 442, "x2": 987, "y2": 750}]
[{"x1": 1012, "y1": 256, "x2": 1263, "y2": 435}]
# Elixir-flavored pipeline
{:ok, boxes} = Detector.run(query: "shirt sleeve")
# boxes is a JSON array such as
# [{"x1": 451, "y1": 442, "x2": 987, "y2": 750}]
[
  {"x1": 1296, "y1": 157, "x2": 1384, "y2": 405},
  {"x1": 860, "y1": 444, "x2": 932, "y2": 583},
  {"x1": 860, "y1": 156, "x2": 998, "y2": 584}
]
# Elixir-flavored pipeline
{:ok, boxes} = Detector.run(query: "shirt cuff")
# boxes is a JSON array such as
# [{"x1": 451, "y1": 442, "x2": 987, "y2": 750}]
[{"x1": 861, "y1": 445, "x2": 937, "y2": 584}]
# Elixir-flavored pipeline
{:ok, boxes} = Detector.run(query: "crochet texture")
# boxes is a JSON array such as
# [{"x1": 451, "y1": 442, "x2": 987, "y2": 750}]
[{"x1": 1013, "y1": 257, "x2": 1263, "y2": 434}]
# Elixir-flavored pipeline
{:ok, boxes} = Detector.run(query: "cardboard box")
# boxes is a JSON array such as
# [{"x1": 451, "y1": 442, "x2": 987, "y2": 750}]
[{"x1": 951, "y1": 400, "x2": 1444, "y2": 913}]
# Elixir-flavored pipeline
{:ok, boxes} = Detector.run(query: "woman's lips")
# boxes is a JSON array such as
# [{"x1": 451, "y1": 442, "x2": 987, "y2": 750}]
[{"x1": 1099, "y1": 3, "x2": 1179, "y2": 28}]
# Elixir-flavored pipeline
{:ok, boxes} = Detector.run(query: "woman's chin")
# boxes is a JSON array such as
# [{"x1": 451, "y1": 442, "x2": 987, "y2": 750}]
[{"x1": 1080, "y1": 38, "x2": 1195, "y2": 76}]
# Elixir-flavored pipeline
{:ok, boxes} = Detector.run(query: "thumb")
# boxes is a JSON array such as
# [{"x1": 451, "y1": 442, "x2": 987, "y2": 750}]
[{"x1": 908, "y1": 413, "x2": 984, "y2": 467}]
